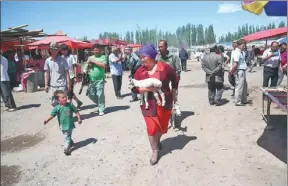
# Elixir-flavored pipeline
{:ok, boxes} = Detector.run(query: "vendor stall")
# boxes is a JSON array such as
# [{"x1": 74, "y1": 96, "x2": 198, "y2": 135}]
[{"x1": 261, "y1": 87, "x2": 288, "y2": 130}]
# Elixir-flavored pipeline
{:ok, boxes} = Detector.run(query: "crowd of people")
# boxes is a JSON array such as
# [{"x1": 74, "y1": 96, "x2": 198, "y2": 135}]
[
  {"x1": 0, "y1": 38, "x2": 286, "y2": 165},
  {"x1": 201, "y1": 39, "x2": 287, "y2": 128}
]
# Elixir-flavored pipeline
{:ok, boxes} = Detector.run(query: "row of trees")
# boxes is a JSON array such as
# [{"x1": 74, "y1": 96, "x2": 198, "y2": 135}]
[
  {"x1": 96, "y1": 24, "x2": 216, "y2": 48},
  {"x1": 218, "y1": 21, "x2": 286, "y2": 42},
  {"x1": 81, "y1": 21, "x2": 286, "y2": 47}
]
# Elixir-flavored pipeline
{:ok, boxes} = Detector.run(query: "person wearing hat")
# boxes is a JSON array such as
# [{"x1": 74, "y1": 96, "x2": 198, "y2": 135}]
[
  {"x1": 44, "y1": 42, "x2": 71, "y2": 107},
  {"x1": 132, "y1": 44, "x2": 178, "y2": 165},
  {"x1": 0, "y1": 50, "x2": 17, "y2": 111},
  {"x1": 109, "y1": 47, "x2": 124, "y2": 99},
  {"x1": 201, "y1": 45, "x2": 224, "y2": 106},
  {"x1": 60, "y1": 44, "x2": 83, "y2": 108},
  {"x1": 124, "y1": 46, "x2": 141, "y2": 102},
  {"x1": 277, "y1": 42, "x2": 287, "y2": 86}
]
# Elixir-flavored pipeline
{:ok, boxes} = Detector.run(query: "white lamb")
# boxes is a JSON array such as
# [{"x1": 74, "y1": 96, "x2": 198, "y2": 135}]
[{"x1": 129, "y1": 78, "x2": 165, "y2": 110}]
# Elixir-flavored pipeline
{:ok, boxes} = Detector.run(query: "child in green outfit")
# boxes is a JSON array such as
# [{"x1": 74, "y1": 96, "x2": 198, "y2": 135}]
[{"x1": 44, "y1": 90, "x2": 82, "y2": 155}]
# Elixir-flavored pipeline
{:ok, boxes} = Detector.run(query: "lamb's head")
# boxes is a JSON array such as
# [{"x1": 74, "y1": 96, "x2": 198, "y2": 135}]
[{"x1": 128, "y1": 78, "x2": 136, "y2": 89}]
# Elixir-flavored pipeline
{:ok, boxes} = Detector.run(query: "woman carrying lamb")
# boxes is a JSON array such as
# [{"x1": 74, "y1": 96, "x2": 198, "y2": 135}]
[{"x1": 132, "y1": 44, "x2": 178, "y2": 165}]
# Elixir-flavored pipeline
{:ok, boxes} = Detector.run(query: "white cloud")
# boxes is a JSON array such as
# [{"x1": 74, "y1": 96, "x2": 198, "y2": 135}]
[
  {"x1": 270, "y1": 17, "x2": 279, "y2": 20},
  {"x1": 217, "y1": 3, "x2": 242, "y2": 14}
]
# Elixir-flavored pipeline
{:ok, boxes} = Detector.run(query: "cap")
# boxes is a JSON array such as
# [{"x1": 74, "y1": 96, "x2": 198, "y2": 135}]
[
  {"x1": 49, "y1": 42, "x2": 59, "y2": 49},
  {"x1": 124, "y1": 46, "x2": 132, "y2": 50}
]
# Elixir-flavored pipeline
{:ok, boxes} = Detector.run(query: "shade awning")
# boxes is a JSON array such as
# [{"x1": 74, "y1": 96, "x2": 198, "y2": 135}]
[
  {"x1": 27, "y1": 35, "x2": 92, "y2": 49},
  {"x1": 242, "y1": 27, "x2": 288, "y2": 42}
]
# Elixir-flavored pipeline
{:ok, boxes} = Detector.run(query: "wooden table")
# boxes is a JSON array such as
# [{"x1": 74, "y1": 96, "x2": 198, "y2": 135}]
[{"x1": 261, "y1": 87, "x2": 288, "y2": 130}]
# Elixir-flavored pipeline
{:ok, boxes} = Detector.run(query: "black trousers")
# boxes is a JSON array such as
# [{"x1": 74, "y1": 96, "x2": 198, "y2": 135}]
[
  {"x1": 263, "y1": 66, "x2": 278, "y2": 87},
  {"x1": 112, "y1": 75, "x2": 122, "y2": 97},
  {"x1": 0, "y1": 81, "x2": 17, "y2": 109},
  {"x1": 181, "y1": 59, "x2": 187, "y2": 71},
  {"x1": 208, "y1": 82, "x2": 224, "y2": 104}
]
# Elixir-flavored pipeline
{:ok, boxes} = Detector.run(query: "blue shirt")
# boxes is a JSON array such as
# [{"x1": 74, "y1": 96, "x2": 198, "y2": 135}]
[
  {"x1": 233, "y1": 48, "x2": 247, "y2": 70},
  {"x1": 109, "y1": 53, "x2": 123, "y2": 76}
]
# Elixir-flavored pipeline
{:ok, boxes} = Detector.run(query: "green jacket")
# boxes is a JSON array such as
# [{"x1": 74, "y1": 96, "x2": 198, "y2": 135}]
[{"x1": 156, "y1": 51, "x2": 182, "y2": 77}]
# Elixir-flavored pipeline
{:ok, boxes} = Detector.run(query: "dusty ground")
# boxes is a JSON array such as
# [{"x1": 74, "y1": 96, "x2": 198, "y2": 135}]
[{"x1": 1, "y1": 61, "x2": 287, "y2": 186}]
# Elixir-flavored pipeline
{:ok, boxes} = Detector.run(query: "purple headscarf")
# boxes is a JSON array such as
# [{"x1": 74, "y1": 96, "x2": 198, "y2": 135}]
[{"x1": 137, "y1": 44, "x2": 158, "y2": 59}]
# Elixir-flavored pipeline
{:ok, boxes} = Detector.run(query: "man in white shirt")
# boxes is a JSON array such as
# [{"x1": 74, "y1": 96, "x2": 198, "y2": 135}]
[
  {"x1": 229, "y1": 39, "x2": 248, "y2": 106},
  {"x1": 228, "y1": 40, "x2": 238, "y2": 96},
  {"x1": 261, "y1": 41, "x2": 281, "y2": 87},
  {"x1": 109, "y1": 48, "x2": 123, "y2": 99},
  {"x1": 0, "y1": 52, "x2": 17, "y2": 111}
]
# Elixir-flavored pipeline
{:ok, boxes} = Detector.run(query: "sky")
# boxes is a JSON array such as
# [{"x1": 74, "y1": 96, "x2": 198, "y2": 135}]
[{"x1": 1, "y1": 1, "x2": 286, "y2": 41}]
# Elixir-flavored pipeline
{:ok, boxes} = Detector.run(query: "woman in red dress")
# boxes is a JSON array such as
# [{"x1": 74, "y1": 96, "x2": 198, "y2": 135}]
[{"x1": 132, "y1": 44, "x2": 178, "y2": 165}]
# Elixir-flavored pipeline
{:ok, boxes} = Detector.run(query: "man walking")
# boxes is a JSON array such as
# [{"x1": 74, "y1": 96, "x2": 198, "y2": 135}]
[
  {"x1": 109, "y1": 48, "x2": 124, "y2": 99},
  {"x1": 44, "y1": 42, "x2": 71, "y2": 107},
  {"x1": 124, "y1": 46, "x2": 141, "y2": 102},
  {"x1": 229, "y1": 39, "x2": 248, "y2": 106},
  {"x1": 85, "y1": 44, "x2": 107, "y2": 116},
  {"x1": 156, "y1": 40, "x2": 182, "y2": 127},
  {"x1": 248, "y1": 45, "x2": 256, "y2": 72},
  {"x1": 201, "y1": 46, "x2": 224, "y2": 106},
  {"x1": 1, "y1": 51, "x2": 17, "y2": 111},
  {"x1": 179, "y1": 46, "x2": 189, "y2": 72}
]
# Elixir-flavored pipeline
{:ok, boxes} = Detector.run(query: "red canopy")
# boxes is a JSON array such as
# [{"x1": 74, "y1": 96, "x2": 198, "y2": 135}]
[
  {"x1": 1, "y1": 40, "x2": 34, "y2": 52},
  {"x1": 242, "y1": 27, "x2": 287, "y2": 42},
  {"x1": 27, "y1": 31, "x2": 92, "y2": 49}
]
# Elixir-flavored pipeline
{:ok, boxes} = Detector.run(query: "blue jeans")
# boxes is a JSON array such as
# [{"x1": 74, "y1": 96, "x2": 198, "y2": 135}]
[{"x1": 62, "y1": 130, "x2": 73, "y2": 148}]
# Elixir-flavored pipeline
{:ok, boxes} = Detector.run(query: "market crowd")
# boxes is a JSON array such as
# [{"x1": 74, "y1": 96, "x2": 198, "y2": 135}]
[{"x1": 1, "y1": 38, "x2": 287, "y2": 165}]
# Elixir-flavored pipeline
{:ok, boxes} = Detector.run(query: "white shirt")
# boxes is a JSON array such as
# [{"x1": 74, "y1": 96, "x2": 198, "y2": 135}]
[
  {"x1": 230, "y1": 48, "x2": 240, "y2": 70},
  {"x1": 64, "y1": 54, "x2": 77, "y2": 79},
  {"x1": 261, "y1": 48, "x2": 281, "y2": 68},
  {"x1": 1, "y1": 55, "x2": 10, "y2": 81}
]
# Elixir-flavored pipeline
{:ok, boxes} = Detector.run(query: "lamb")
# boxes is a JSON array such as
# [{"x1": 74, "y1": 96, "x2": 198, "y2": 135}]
[{"x1": 128, "y1": 78, "x2": 165, "y2": 110}]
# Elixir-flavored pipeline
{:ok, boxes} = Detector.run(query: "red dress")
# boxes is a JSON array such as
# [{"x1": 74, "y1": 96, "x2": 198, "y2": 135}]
[{"x1": 133, "y1": 62, "x2": 179, "y2": 136}]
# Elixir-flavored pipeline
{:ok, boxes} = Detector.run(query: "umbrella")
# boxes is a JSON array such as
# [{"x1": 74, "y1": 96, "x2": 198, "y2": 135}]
[{"x1": 242, "y1": 1, "x2": 287, "y2": 16}]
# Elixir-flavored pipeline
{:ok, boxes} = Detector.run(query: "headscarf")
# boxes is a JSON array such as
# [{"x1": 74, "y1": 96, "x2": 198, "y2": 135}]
[{"x1": 137, "y1": 44, "x2": 158, "y2": 59}]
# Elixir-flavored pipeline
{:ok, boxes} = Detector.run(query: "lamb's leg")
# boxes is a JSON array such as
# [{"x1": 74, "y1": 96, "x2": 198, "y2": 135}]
[
  {"x1": 153, "y1": 91, "x2": 162, "y2": 106},
  {"x1": 144, "y1": 92, "x2": 149, "y2": 109},
  {"x1": 158, "y1": 89, "x2": 166, "y2": 106},
  {"x1": 139, "y1": 93, "x2": 144, "y2": 106}
]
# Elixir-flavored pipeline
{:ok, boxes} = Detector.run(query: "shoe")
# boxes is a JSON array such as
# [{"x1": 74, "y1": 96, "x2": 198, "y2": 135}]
[
  {"x1": 150, "y1": 150, "x2": 159, "y2": 166},
  {"x1": 214, "y1": 100, "x2": 221, "y2": 106},
  {"x1": 130, "y1": 98, "x2": 138, "y2": 102},
  {"x1": 77, "y1": 101, "x2": 83, "y2": 108},
  {"x1": 7, "y1": 108, "x2": 16, "y2": 112},
  {"x1": 117, "y1": 96, "x2": 123, "y2": 99},
  {"x1": 99, "y1": 112, "x2": 105, "y2": 116},
  {"x1": 64, "y1": 147, "x2": 71, "y2": 155},
  {"x1": 235, "y1": 102, "x2": 246, "y2": 106},
  {"x1": 209, "y1": 102, "x2": 215, "y2": 106}
]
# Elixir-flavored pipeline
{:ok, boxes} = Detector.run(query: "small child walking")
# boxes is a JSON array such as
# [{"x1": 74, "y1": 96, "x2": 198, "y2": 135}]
[{"x1": 44, "y1": 90, "x2": 82, "y2": 155}]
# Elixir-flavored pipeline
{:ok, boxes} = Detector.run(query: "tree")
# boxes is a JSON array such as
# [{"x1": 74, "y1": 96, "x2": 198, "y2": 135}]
[{"x1": 278, "y1": 21, "x2": 286, "y2": 28}]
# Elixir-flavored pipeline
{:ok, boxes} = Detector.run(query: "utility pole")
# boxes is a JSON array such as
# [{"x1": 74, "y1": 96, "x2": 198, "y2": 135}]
[{"x1": 137, "y1": 24, "x2": 142, "y2": 45}]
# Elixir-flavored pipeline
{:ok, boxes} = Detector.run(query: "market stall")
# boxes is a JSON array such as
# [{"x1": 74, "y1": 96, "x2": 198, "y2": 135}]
[{"x1": 261, "y1": 87, "x2": 288, "y2": 130}]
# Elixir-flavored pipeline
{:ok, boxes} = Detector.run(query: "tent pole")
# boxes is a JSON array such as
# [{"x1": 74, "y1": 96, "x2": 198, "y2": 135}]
[{"x1": 265, "y1": 38, "x2": 268, "y2": 48}]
